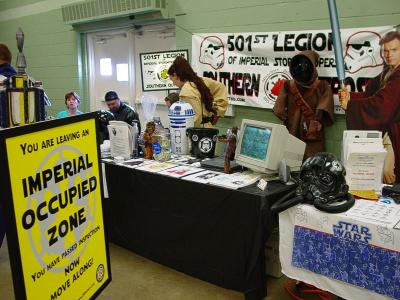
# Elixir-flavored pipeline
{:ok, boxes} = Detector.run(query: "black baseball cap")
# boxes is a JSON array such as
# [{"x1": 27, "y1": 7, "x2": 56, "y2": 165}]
[{"x1": 105, "y1": 91, "x2": 119, "y2": 101}]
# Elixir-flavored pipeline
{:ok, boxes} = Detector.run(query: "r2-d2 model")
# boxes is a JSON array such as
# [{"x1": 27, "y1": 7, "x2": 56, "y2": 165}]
[
  {"x1": 168, "y1": 100, "x2": 194, "y2": 155},
  {"x1": 0, "y1": 28, "x2": 47, "y2": 128}
]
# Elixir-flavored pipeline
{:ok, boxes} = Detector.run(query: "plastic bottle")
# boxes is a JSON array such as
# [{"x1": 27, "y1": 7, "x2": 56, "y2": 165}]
[
  {"x1": 153, "y1": 116, "x2": 164, "y2": 129},
  {"x1": 131, "y1": 120, "x2": 139, "y2": 158}
]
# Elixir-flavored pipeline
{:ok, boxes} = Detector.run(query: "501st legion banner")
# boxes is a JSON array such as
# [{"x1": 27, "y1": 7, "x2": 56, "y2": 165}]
[{"x1": 191, "y1": 26, "x2": 393, "y2": 112}]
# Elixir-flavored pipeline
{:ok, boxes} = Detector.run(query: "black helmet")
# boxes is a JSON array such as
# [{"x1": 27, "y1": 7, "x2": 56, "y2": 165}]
[
  {"x1": 297, "y1": 152, "x2": 348, "y2": 203},
  {"x1": 271, "y1": 152, "x2": 354, "y2": 214},
  {"x1": 95, "y1": 110, "x2": 115, "y2": 143},
  {"x1": 96, "y1": 109, "x2": 115, "y2": 123}
]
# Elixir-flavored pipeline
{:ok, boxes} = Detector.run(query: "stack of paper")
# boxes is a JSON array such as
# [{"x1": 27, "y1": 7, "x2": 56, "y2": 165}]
[
  {"x1": 341, "y1": 130, "x2": 382, "y2": 165},
  {"x1": 207, "y1": 171, "x2": 262, "y2": 190},
  {"x1": 342, "y1": 130, "x2": 386, "y2": 191}
]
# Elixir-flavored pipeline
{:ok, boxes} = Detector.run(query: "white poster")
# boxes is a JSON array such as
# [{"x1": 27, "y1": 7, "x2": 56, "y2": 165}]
[
  {"x1": 191, "y1": 26, "x2": 394, "y2": 111},
  {"x1": 140, "y1": 49, "x2": 189, "y2": 91}
]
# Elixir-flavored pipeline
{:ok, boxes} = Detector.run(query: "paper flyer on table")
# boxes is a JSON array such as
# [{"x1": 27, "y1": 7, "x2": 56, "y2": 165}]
[
  {"x1": 207, "y1": 171, "x2": 262, "y2": 189},
  {"x1": 345, "y1": 151, "x2": 386, "y2": 191},
  {"x1": 345, "y1": 200, "x2": 400, "y2": 228},
  {"x1": 119, "y1": 158, "x2": 153, "y2": 168},
  {"x1": 158, "y1": 165, "x2": 204, "y2": 178},
  {"x1": 135, "y1": 161, "x2": 177, "y2": 173},
  {"x1": 166, "y1": 156, "x2": 197, "y2": 165},
  {"x1": 182, "y1": 170, "x2": 224, "y2": 184}
]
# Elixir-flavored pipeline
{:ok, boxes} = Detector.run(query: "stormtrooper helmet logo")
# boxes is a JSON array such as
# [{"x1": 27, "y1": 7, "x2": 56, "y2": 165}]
[
  {"x1": 297, "y1": 152, "x2": 348, "y2": 203},
  {"x1": 199, "y1": 36, "x2": 225, "y2": 70},
  {"x1": 344, "y1": 31, "x2": 383, "y2": 73},
  {"x1": 199, "y1": 137, "x2": 213, "y2": 153}
]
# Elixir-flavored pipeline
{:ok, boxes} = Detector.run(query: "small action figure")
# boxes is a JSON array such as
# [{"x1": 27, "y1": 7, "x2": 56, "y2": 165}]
[
  {"x1": 143, "y1": 121, "x2": 155, "y2": 159},
  {"x1": 219, "y1": 127, "x2": 238, "y2": 173}
]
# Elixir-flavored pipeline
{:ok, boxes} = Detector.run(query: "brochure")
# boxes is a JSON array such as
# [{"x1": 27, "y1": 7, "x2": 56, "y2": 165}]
[
  {"x1": 345, "y1": 151, "x2": 386, "y2": 191},
  {"x1": 119, "y1": 158, "x2": 153, "y2": 169},
  {"x1": 135, "y1": 161, "x2": 177, "y2": 173},
  {"x1": 207, "y1": 171, "x2": 262, "y2": 189},
  {"x1": 158, "y1": 165, "x2": 204, "y2": 178},
  {"x1": 107, "y1": 121, "x2": 135, "y2": 159},
  {"x1": 182, "y1": 170, "x2": 224, "y2": 184}
]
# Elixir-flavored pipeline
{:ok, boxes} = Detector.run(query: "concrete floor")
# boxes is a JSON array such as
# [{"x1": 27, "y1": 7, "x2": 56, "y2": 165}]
[{"x1": 0, "y1": 239, "x2": 299, "y2": 300}]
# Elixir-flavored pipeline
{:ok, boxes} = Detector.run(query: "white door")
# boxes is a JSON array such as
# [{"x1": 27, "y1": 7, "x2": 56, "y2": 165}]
[{"x1": 87, "y1": 29, "x2": 135, "y2": 111}]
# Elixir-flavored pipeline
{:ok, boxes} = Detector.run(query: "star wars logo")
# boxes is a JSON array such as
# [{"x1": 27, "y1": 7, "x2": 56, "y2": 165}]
[
  {"x1": 332, "y1": 221, "x2": 372, "y2": 244},
  {"x1": 262, "y1": 70, "x2": 291, "y2": 105}
]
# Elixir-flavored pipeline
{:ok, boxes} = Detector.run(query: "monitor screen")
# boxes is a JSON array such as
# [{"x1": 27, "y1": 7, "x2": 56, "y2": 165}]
[
  {"x1": 240, "y1": 125, "x2": 271, "y2": 161},
  {"x1": 235, "y1": 119, "x2": 306, "y2": 174}
]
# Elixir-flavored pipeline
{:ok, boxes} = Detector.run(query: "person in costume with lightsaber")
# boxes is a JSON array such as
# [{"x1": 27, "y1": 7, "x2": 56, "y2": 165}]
[
  {"x1": 328, "y1": 0, "x2": 400, "y2": 184},
  {"x1": 339, "y1": 31, "x2": 400, "y2": 184}
]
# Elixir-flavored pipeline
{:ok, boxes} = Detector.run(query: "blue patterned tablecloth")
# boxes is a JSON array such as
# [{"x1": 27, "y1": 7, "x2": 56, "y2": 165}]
[{"x1": 292, "y1": 225, "x2": 400, "y2": 299}]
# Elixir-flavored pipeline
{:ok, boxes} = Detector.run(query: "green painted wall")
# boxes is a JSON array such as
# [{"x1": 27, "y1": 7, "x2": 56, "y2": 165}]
[
  {"x1": 171, "y1": 0, "x2": 399, "y2": 158},
  {"x1": 0, "y1": 5, "x2": 82, "y2": 116},
  {"x1": 0, "y1": 0, "x2": 399, "y2": 158}
]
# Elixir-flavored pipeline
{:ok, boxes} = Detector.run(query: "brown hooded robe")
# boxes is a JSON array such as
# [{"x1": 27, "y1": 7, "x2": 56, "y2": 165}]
[{"x1": 273, "y1": 50, "x2": 335, "y2": 159}]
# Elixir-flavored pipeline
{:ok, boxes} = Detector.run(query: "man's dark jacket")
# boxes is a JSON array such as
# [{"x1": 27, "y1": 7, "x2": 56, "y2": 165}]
[{"x1": 112, "y1": 102, "x2": 141, "y2": 133}]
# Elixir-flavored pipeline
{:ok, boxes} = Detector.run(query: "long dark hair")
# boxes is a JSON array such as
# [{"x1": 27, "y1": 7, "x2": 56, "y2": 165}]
[{"x1": 168, "y1": 56, "x2": 216, "y2": 114}]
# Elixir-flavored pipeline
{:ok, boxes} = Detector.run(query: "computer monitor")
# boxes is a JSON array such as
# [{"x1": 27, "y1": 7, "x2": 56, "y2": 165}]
[{"x1": 234, "y1": 119, "x2": 306, "y2": 174}]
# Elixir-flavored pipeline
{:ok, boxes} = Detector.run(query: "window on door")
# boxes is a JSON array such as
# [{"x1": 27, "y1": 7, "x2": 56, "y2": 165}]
[{"x1": 87, "y1": 29, "x2": 134, "y2": 112}]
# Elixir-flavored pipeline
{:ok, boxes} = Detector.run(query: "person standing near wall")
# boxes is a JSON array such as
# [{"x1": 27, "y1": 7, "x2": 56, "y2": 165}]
[
  {"x1": 167, "y1": 56, "x2": 228, "y2": 128},
  {"x1": 56, "y1": 91, "x2": 83, "y2": 118},
  {"x1": 339, "y1": 31, "x2": 400, "y2": 184}
]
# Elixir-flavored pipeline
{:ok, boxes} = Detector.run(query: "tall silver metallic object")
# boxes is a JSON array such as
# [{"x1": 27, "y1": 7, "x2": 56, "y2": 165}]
[
  {"x1": 327, "y1": 0, "x2": 345, "y2": 86},
  {"x1": 16, "y1": 27, "x2": 26, "y2": 75}
]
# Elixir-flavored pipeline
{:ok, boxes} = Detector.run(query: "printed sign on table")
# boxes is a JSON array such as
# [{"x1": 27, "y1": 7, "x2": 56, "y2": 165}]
[
  {"x1": 191, "y1": 26, "x2": 393, "y2": 111},
  {"x1": 140, "y1": 49, "x2": 188, "y2": 91},
  {"x1": 0, "y1": 114, "x2": 111, "y2": 300}
]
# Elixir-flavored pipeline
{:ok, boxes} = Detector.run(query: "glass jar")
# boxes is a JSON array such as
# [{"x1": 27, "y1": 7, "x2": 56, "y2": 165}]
[{"x1": 152, "y1": 128, "x2": 171, "y2": 161}]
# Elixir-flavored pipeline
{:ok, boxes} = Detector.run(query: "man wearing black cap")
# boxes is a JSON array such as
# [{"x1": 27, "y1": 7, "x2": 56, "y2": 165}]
[{"x1": 104, "y1": 90, "x2": 141, "y2": 133}]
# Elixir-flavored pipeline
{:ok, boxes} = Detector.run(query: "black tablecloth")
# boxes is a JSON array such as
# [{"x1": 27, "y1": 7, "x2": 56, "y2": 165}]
[{"x1": 104, "y1": 163, "x2": 295, "y2": 300}]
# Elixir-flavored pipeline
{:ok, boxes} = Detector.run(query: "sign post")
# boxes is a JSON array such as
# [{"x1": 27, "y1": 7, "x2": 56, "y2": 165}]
[{"x1": 0, "y1": 113, "x2": 111, "y2": 300}]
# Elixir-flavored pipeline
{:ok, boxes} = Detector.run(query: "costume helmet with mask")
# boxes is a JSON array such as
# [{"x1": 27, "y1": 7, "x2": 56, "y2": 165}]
[
  {"x1": 95, "y1": 110, "x2": 115, "y2": 143},
  {"x1": 296, "y1": 152, "x2": 349, "y2": 204},
  {"x1": 289, "y1": 50, "x2": 319, "y2": 87},
  {"x1": 271, "y1": 152, "x2": 354, "y2": 214}
]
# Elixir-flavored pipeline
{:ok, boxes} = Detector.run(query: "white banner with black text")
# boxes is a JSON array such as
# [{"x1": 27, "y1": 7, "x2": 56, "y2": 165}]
[{"x1": 192, "y1": 26, "x2": 394, "y2": 112}]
